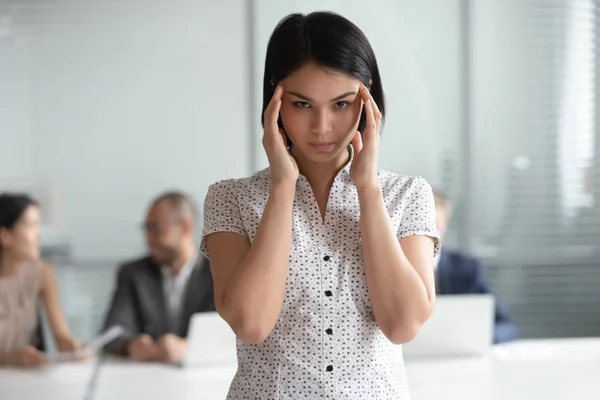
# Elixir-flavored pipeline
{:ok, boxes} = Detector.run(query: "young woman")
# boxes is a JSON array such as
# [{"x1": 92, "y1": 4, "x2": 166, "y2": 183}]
[
  {"x1": 0, "y1": 193, "x2": 83, "y2": 367},
  {"x1": 202, "y1": 12, "x2": 440, "y2": 399}
]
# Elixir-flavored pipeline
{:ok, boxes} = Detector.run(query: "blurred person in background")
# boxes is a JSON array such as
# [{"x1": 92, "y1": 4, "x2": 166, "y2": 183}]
[
  {"x1": 103, "y1": 191, "x2": 215, "y2": 364},
  {"x1": 433, "y1": 189, "x2": 518, "y2": 343},
  {"x1": 0, "y1": 193, "x2": 83, "y2": 367}
]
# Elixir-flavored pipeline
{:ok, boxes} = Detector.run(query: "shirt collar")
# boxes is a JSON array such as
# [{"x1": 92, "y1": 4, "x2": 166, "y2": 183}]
[{"x1": 160, "y1": 251, "x2": 197, "y2": 279}]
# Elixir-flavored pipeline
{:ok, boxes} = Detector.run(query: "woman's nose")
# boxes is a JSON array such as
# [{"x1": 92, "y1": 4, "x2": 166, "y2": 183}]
[{"x1": 311, "y1": 109, "x2": 332, "y2": 135}]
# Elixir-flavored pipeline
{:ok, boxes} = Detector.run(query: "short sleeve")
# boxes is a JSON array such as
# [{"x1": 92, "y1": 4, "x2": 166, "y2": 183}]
[
  {"x1": 397, "y1": 176, "x2": 441, "y2": 256},
  {"x1": 200, "y1": 180, "x2": 247, "y2": 258}
]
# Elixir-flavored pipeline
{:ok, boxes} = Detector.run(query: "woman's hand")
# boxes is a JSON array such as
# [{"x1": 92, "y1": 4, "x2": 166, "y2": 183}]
[
  {"x1": 56, "y1": 336, "x2": 92, "y2": 361},
  {"x1": 262, "y1": 85, "x2": 299, "y2": 186},
  {"x1": 350, "y1": 84, "x2": 382, "y2": 191},
  {"x1": 56, "y1": 336, "x2": 82, "y2": 352},
  {"x1": 9, "y1": 346, "x2": 47, "y2": 367}
]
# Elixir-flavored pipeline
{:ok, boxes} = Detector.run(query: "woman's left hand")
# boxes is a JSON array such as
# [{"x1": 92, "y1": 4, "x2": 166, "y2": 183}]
[
  {"x1": 57, "y1": 337, "x2": 92, "y2": 361},
  {"x1": 349, "y1": 84, "x2": 382, "y2": 190},
  {"x1": 56, "y1": 337, "x2": 82, "y2": 351},
  {"x1": 56, "y1": 336, "x2": 82, "y2": 352}
]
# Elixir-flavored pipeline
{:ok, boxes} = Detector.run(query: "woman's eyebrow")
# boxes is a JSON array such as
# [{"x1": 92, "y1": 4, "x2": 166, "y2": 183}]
[{"x1": 287, "y1": 90, "x2": 357, "y2": 102}]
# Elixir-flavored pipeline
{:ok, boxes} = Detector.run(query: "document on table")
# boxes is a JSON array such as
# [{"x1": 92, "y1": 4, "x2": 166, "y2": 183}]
[{"x1": 48, "y1": 325, "x2": 124, "y2": 362}]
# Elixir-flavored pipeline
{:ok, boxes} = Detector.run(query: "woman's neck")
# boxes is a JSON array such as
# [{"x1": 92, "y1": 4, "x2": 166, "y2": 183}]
[
  {"x1": 0, "y1": 252, "x2": 25, "y2": 278},
  {"x1": 292, "y1": 147, "x2": 351, "y2": 220},
  {"x1": 293, "y1": 147, "x2": 351, "y2": 191}
]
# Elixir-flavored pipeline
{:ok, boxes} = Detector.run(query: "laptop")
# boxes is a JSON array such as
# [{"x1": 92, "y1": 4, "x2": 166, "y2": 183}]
[
  {"x1": 181, "y1": 312, "x2": 238, "y2": 368},
  {"x1": 402, "y1": 294, "x2": 495, "y2": 359}
]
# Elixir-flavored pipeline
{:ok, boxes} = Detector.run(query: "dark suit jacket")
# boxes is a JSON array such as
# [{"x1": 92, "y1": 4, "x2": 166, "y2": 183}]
[
  {"x1": 436, "y1": 250, "x2": 518, "y2": 344},
  {"x1": 102, "y1": 255, "x2": 216, "y2": 355}
]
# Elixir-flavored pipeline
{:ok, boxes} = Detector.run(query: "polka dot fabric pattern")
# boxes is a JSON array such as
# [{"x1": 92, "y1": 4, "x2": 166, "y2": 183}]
[{"x1": 201, "y1": 157, "x2": 440, "y2": 400}]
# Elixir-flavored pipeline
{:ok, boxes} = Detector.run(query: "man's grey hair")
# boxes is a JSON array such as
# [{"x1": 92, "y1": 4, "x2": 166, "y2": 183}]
[{"x1": 151, "y1": 191, "x2": 198, "y2": 223}]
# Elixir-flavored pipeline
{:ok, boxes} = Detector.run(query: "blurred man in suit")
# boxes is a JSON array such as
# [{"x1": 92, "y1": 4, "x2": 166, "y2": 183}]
[
  {"x1": 103, "y1": 191, "x2": 215, "y2": 363},
  {"x1": 433, "y1": 189, "x2": 518, "y2": 344}
]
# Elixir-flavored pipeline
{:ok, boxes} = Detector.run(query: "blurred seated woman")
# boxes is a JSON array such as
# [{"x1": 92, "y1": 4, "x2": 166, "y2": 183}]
[{"x1": 0, "y1": 193, "x2": 82, "y2": 367}]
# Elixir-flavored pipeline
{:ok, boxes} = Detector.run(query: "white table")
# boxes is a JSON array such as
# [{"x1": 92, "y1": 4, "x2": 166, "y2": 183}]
[
  {"x1": 406, "y1": 338, "x2": 600, "y2": 400},
  {"x1": 0, "y1": 358, "x2": 97, "y2": 400},
  {"x1": 93, "y1": 357, "x2": 237, "y2": 400},
  {"x1": 90, "y1": 338, "x2": 600, "y2": 400}
]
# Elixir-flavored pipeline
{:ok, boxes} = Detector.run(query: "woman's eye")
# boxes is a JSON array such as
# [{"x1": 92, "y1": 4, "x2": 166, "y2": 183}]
[
  {"x1": 294, "y1": 102, "x2": 310, "y2": 108},
  {"x1": 335, "y1": 102, "x2": 350, "y2": 109}
]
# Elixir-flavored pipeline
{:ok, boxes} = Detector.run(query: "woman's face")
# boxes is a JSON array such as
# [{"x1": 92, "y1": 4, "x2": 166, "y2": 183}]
[
  {"x1": 279, "y1": 62, "x2": 364, "y2": 164},
  {"x1": 0, "y1": 205, "x2": 41, "y2": 262}
]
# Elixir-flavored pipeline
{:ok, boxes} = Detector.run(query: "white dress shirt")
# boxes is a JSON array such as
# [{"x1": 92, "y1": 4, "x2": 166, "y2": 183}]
[
  {"x1": 433, "y1": 252, "x2": 441, "y2": 271},
  {"x1": 160, "y1": 253, "x2": 197, "y2": 332},
  {"x1": 201, "y1": 148, "x2": 440, "y2": 400}
]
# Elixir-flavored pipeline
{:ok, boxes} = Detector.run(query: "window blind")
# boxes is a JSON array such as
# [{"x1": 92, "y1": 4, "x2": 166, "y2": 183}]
[{"x1": 468, "y1": 0, "x2": 600, "y2": 338}]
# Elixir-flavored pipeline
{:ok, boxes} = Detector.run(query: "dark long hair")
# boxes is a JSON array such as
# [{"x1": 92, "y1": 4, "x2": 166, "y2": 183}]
[
  {"x1": 0, "y1": 193, "x2": 38, "y2": 251},
  {"x1": 0, "y1": 193, "x2": 44, "y2": 349},
  {"x1": 261, "y1": 11, "x2": 386, "y2": 136}
]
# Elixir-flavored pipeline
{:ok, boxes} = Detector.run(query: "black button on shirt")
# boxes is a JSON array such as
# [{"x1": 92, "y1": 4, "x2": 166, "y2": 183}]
[
  {"x1": 326, "y1": 365, "x2": 333, "y2": 372},
  {"x1": 323, "y1": 255, "x2": 331, "y2": 261},
  {"x1": 325, "y1": 290, "x2": 332, "y2": 297},
  {"x1": 326, "y1": 328, "x2": 333, "y2": 335}
]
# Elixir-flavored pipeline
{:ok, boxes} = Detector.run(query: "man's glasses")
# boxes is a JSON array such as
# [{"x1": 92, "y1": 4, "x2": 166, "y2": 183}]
[{"x1": 140, "y1": 220, "x2": 176, "y2": 235}]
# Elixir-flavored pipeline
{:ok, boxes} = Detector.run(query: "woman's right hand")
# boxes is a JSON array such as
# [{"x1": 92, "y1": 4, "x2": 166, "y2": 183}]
[
  {"x1": 10, "y1": 345, "x2": 47, "y2": 367},
  {"x1": 262, "y1": 85, "x2": 299, "y2": 186}
]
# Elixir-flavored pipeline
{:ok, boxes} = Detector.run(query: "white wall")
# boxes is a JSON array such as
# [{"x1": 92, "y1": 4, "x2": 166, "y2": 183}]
[
  {"x1": 0, "y1": 37, "x2": 34, "y2": 179},
  {"x1": 252, "y1": 0, "x2": 464, "y2": 188},
  {"x1": 1, "y1": 0, "x2": 249, "y2": 260}
]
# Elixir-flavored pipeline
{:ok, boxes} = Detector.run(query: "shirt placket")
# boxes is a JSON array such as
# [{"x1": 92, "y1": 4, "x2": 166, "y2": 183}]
[
  {"x1": 321, "y1": 234, "x2": 337, "y2": 399},
  {"x1": 321, "y1": 182, "x2": 345, "y2": 400},
  {"x1": 299, "y1": 174, "x2": 342, "y2": 399}
]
